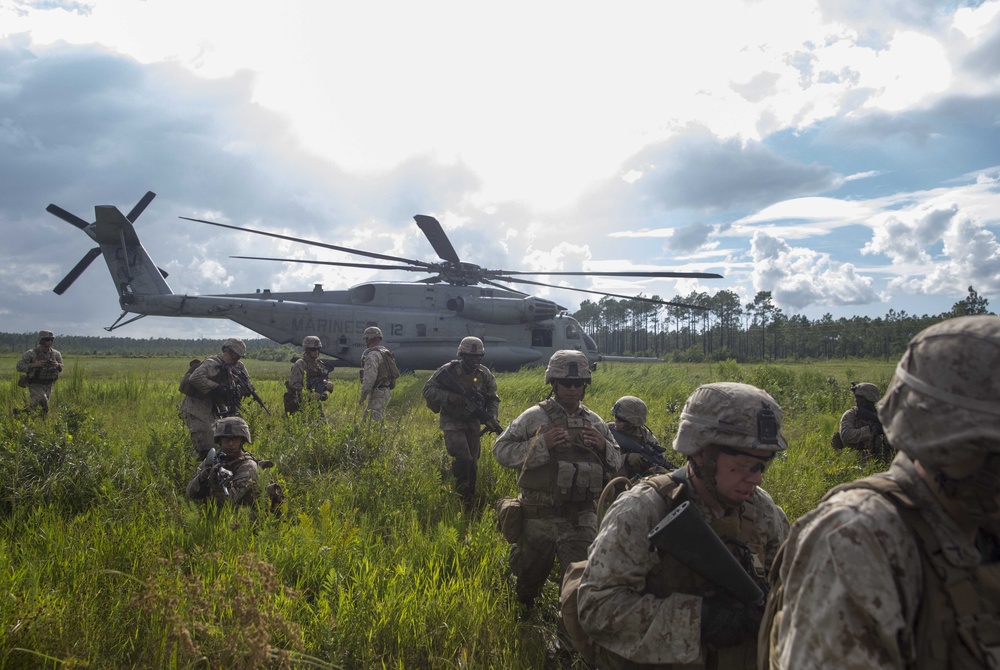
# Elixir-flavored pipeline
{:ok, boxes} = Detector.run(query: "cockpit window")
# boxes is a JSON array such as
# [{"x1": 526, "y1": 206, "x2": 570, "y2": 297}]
[
  {"x1": 582, "y1": 331, "x2": 598, "y2": 349},
  {"x1": 565, "y1": 323, "x2": 579, "y2": 339}
]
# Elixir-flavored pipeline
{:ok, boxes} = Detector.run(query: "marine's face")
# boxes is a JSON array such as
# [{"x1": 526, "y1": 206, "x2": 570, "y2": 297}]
[
  {"x1": 709, "y1": 445, "x2": 773, "y2": 504},
  {"x1": 305, "y1": 347, "x2": 320, "y2": 359},
  {"x1": 459, "y1": 353, "x2": 482, "y2": 373},
  {"x1": 218, "y1": 435, "x2": 244, "y2": 457},
  {"x1": 553, "y1": 379, "x2": 587, "y2": 408},
  {"x1": 39, "y1": 338, "x2": 53, "y2": 350}
]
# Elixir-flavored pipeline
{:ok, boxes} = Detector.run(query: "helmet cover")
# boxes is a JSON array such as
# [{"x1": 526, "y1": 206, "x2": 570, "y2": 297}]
[
  {"x1": 302, "y1": 335, "x2": 322, "y2": 349},
  {"x1": 213, "y1": 416, "x2": 252, "y2": 444},
  {"x1": 612, "y1": 396, "x2": 648, "y2": 426},
  {"x1": 545, "y1": 350, "x2": 592, "y2": 384},
  {"x1": 363, "y1": 326, "x2": 383, "y2": 341},
  {"x1": 222, "y1": 337, "x2": 247, "y2": 358},
  {"x1": 457, "y1": 336, "x2": 485, "y2": 356},
  {"x1": 673, "y1": 382, "x2": 787, "y2": 456},
  {"x1": 879, "y1": 315, "x2": 1000, "y2": 467}
]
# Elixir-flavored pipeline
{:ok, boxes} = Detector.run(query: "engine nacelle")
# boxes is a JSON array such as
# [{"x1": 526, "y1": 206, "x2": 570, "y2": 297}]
[{"x1": 446, "y1": 295, "x2": 559, "y2": 324}]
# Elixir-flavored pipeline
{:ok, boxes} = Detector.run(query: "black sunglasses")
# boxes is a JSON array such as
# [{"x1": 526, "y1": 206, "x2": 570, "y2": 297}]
[{"x1": 556, "y1": 379, "x2": 587, "y2": 388}]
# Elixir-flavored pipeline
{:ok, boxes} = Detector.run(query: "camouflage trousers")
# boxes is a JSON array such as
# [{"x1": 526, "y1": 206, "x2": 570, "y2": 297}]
[
  {"x1": 182, "y1": 402, "x2": 217, "y2": 459},
  {"x1": 444, "y1": 425, "x2": 481, "y2": 510},
  {"x1": 510, "y1": 505, "x2": 598, "y2": 608},
  {"x1": 22, "y1": 382, "x2": 54, "y2": 414},
  {"x1": 364, "y1": 387, "x2": 391, "y2": 422}
]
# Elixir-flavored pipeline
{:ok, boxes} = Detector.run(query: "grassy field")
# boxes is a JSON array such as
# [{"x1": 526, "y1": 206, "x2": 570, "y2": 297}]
[{"x1": 0, "y1": 356, "x2": 896, "y2": 669}]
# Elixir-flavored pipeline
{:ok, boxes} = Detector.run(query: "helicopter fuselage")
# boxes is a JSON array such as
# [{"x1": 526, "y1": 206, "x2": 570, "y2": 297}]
[{"x1": 122, "y1": 281, "x2": 598, "y2": 371}]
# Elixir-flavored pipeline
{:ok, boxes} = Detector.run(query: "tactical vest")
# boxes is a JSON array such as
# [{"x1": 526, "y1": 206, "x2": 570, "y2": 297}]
[
  {"x1": 595, "y1": 472, "x2": 768, "y2": 670},
  {"x1": 516, "y1": 399, "x2": 606, "y2": 504},
  {"x1": 363, "y1": 347, "x2": 396, "y2": 388},
  {"x1": 823, "y1": 476, "x2": 1000, "y2": 670},
  {"x1": 302, "y1": 358, "x2": 328, "y2": 390},
  {"x1": 27, "y1": 350, "x2": 61, "y2": 383}
]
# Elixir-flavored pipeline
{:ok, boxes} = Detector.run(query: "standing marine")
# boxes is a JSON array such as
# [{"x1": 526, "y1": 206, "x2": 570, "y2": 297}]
[
  {"x1": 357, "y1": 326, "x2": 394, "y2": 422},
  {"x1": 15, "y1": 330, "x2": 63, "y2": 416},
  {"x1": 763, "y1": 315, "x2": 1000, "y2": 669},
  {"x1": 832, "y1": 381, "x2": 894, "y2": 463},
  {"x1": 492, "y1": 350, "x2": 623, "y2": 612},
  {"x1": 576, "y1": 382, "x2": 790, "y2": 669},
  {"x1": 180, "y1": 337, "x2": 253, "y2": 459},
  {"x1": 422, "y1": 336, "x2": 501, "y2": 512},
  {"x1": 284, "y1": 335, "x2": 334, "y2": 415}
]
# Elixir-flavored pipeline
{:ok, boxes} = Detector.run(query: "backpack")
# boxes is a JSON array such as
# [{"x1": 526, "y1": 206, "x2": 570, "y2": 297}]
[
  {"x1": 380, "y1": 347, "x2": 401, "y2": 389},
  {"x1": 178, "y1": 358, "x2": 203, "y2": 396}
]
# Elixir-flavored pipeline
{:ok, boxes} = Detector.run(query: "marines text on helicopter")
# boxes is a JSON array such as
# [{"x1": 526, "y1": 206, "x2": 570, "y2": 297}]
[{"x1": 47, "y1": 191, "x2": 722, "y2": 371}]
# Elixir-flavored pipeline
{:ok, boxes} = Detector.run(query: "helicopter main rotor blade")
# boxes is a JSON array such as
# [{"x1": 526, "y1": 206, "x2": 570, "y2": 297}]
[
  {"x1": 414, "y1": 215, "x2": 461, "y2": 265},
  {"x1": 46, "y1": 204, "x2": 91, "y2": 230},
  {"x1": 484, "y1": 269, "x2": 724, "y2": 279},
  {"x1": 181, "y1": 217, "x2": 436, "y2": 268},
  {"x1": 231, "y1": 256, "x2": 430, "y2": 273},
  {"x1": 126, "y1": 191, "x2": 156, "y2": 223},
  {"x1": 493, "y1": 274, "x2": 709, "y2": 310},
  {"x1": 53, "y1": 247, "x2": 102, "y2": 295}
]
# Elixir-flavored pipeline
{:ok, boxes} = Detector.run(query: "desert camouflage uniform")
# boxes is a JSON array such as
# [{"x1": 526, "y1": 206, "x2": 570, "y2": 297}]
[
  {"x1": 16, "y1": 343, "x2": 63, "y2": 414},
  {"x1": 185, "y1": 451, "x2": 259, "y2": 507},
  {"x1": 493, "y1": 399, "x2": 623, "y2": 607},
  {"x1": 838, "y1": 406, "x2": 894, "y2": 462},
  {"x1": 579, "y1": 469, "x2": 788, "y2": 668},
  {"x1": 359, "y1": 346, "x2": 391, "y2": 421},
  {"x1": 767, "y1": 451, "x2": 998, "y2": 669},
  {"x1": 423, "y1": 359, "x2": 500, "y2": 509},
  {"x1": 288, "y1": 356, "x2": 328, "y2": 395},
  {"x1": 181, "y1": 356, "x2": 252, "y2": 458}
]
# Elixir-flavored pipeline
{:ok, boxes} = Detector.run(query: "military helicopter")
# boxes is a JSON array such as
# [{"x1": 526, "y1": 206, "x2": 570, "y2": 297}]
[{"x1": 47, "y1": 191, "x2": 722, "y2": 371}]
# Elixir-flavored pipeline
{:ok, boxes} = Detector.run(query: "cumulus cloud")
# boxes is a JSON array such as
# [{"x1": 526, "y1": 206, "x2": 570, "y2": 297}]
[
  {"x1": 625, "y1": 127, "x2": 841, "y2": 213},
  {"x1": 749, "y1": 230, "x2": 879, "y2": 309}
]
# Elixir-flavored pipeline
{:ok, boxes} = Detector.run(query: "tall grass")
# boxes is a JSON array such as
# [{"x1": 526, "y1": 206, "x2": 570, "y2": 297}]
[{"x1": 0, "y1": 356, "x2": 894, "y2": 668}]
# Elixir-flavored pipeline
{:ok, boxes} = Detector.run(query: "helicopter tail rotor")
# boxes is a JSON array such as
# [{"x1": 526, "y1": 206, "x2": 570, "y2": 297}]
[{"x1": 48, "y1": 191, "x2": 167, "y2": 294}]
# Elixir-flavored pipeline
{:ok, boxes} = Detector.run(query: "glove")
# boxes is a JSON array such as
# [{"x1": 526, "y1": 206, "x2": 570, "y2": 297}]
[
  {"x1": 871, "y1": 423, "x2": 884, "y2": 437},
  {"x1": 700, "y1": 595, "x2": 751, "y2": 650}
]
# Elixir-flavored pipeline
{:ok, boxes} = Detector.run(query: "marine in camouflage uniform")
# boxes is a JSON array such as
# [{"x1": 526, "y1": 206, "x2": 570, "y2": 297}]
[
  {"x1": 577, "y1": 382, "x2": 790, "y2": 669},
  {"x1": 358, "y1": 326, "x2": 391, "y2": 422},
  {"x1": 286, "y1": 335, "x2": 334, "y2": 415},
  {"x1": 15, "y1": 330, "x2": 63, "y2": 415},
  {"x1": 493, "y1": 350, "x2": 623, "y2": 610},
  {"x1": 835, "y1": 382, "x2": 894, "y2": 463},
  {"x1": 423, "y1": 337, "x2": 500, "y2": 512},
  {"x1": 608, "y1": 395, "x2": 671, "y2": 481},
  {"x1": 181, "y1": 338, "x2": 252, "y2": 459},
  {"x1": 766, "y1": 315, "x2": 1000, "y2": 670},
  {"x1": 186, "y1": 417, "x2": 259, "y2": 508}
]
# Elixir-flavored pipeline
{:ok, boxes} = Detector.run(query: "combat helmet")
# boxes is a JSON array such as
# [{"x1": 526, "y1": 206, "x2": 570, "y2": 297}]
[
  {"x1": 37, "y1": 330, "x2": 55, "y2": 342},
  {"x1": 612, "y1": 396, "x2": 648, "y2": 426},
  {"x1": 222, "y1": 337, "x2": 247, "y2": 358},
  {"x1": 879, "y1": 315, "x2": 1000, "y2": 468},
  {"x1": 302, "y1": 335, "x2": 322, "y2": 350},
  {"x1": 545, "y1": 350, "x2": 591, "y2": 384},
  {"x1": 457, "y1": 336, "x2": 485, "y2": 356},
  {"x1": 851, "y1": 382, "x2": 880, "y2": 403},
  {"x1": 213, "y1": 416, "x2": 252, "y2": 444},
  {"x1": 673, "y1": 382, "x2": 786, "y2": 456},
  {"x1": 363, "y1": 326, "x2": 383, "y2": 342}
]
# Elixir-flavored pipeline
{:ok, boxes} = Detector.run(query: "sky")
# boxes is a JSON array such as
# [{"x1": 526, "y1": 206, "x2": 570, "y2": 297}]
[{"x1": 1, "y1": 0, "x2": 999, "y2": 340}]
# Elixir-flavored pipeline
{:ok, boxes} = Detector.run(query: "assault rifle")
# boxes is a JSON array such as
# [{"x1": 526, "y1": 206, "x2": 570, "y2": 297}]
[
  {"x1": 216, "y1": 364, "x2": 270, "y2": 416},
  {"x1": 204, "y1": 447, "x2": 234, "y2": 498},
  {"x1": 609, "y1": 427, "x2": 676, "y2": 471},
  {"x1": 648, "y1": 500, "x2": 764, "y2": 607},
  {"x1": 436, "y1": 366, "x2": 503, "y2": 436}
]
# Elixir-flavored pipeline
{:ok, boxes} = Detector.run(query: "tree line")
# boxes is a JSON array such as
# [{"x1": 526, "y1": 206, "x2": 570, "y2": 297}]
[
  {"x1": 573, "y1": 286, "x2": 994, "y2": 362},
  {"x1": 0, "y1": 333, "x2": 294, "y2": 361}
]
